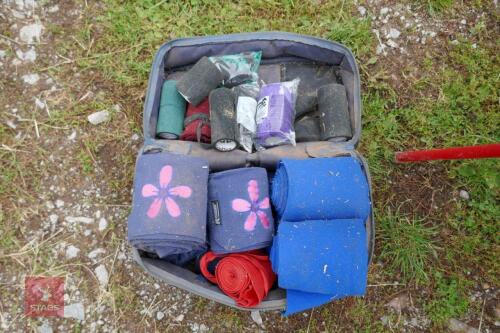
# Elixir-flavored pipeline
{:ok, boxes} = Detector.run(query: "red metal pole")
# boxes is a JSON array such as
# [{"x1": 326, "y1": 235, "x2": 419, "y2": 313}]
[{"x1": 395, "y1": 143, "x2": 500, "y2": 163}]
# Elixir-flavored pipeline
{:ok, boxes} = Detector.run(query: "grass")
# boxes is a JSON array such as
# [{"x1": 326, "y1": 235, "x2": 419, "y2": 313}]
[
  {"x1": 424, "y1": 0, "x2": 454, "y2": 13},
  {"x1": 378, "y1": 208, "x2": 438, "y2": 283},
  {"x1": 424, "y1": 272, "x2": 470, "y2": 325}
]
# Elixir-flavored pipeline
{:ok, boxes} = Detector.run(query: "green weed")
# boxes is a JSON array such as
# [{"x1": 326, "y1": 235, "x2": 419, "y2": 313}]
[
  {"x1": 424, "y1": 272, "x2": 470, "y2": 325},
  {"x1": 78, "y1": 149, "x2": 94, "y2": 174},
  {"x1": 424, "y1": 0, "x2": 454, "y2": 13},
  {"x1": 0, "y1": 210, "x2": 19, "y2": 253},
  {"x1": 378, "y1": 208, "x2": 438, "y2": 283}
]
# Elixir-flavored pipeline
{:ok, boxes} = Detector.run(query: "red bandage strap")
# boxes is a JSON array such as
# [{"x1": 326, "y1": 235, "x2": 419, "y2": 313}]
[
  {"x1": 180, "y1": 98, "x2": 211, "y2": 143},
  {"x1": 199, "y1": 251, "x2": 276, "y2": 308}
]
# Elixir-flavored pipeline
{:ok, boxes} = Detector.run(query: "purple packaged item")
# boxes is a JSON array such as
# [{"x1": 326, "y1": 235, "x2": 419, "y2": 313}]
[{"x1": 255, "y1": 79, "x2": 299, "y2": 148}]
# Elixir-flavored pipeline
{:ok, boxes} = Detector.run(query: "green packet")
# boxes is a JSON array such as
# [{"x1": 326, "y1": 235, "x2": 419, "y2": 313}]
[{"x1": 209, "y1": 51, "x2": 262, "y2": 87}]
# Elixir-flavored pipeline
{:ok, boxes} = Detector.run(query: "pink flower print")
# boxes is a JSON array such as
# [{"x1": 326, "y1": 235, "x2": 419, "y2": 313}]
[
  {"x1": 141, "y1": 165, "x2": 192, "y2": 219},
  {"x1": 231, "y1": 180, "x2": 270, "y2": 231}
]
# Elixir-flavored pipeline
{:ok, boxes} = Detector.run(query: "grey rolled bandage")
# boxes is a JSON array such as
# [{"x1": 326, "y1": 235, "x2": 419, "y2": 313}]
[
  {"x1": 176, "y1": 57, "x2": 225, "y2": 106},
  {"x1": 318, "y1": 83, "x2": 352, "y2": 141},
  {"x1": 295, "y1": 116, "x2": 321, "y2": 142},
  {"x1": 284, "y1": 63, "x2": 339, "y2": 118},
  {"x1": 209, "y1": 88, "x2": 238, "y2": 152}
]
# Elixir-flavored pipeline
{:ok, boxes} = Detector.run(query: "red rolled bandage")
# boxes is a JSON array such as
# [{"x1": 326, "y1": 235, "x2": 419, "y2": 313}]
[
  {"x1": 200, "y1": 251, "x2": 276, "y2": 308},
  {"x1": 180, "y1": 98, "x2": 211, "y2": 143}
]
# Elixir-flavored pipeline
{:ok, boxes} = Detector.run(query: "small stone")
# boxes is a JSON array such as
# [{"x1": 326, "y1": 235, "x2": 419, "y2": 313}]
[
  {"x1": 251, "y1": 310, "x2": 263, "y2": 327},
  {"x1": 376, "y1": 44, "x2": 387, "y2": 55},
  {"x1": 84, "y1": 229, "x2": 92, "y2": 236},
  {"x1": 65, "y1": 245, "x2": 80, "y2": 259},
  {"x1": 35, "y1": 98, "x2": 46, "y2": 109},
  {"x1": 0, "y1": 50, "x2": 6, "y2": 59},
  {"x1": 19, "y1": 24, "x2": 43, "y2": 44},
  {"x1": 459, "y1": 190, "x2": 470, "y2": 200},
  {"x1": 22, "y1": 73, "x2": 40, "y2": 85},
  {"x1": 357, "y1": 6, "x2": 366, "y2": 16},
  {"x1": 448, "y1": 318, "x2": 478, "y2": 333},
  {"x1": 48, "y1": 5, "x2": 59, "y2": 13},
  {"x1": 88, "y1": 248, "x2": 106, "y2": 260},
  {"x1": 156, "y1": 311, "x2": 165, "y2": 320},
  {"x1": 95, "y1": 264, "x2": 109, "y2": 288},
  {"x1": 87, "y1": 110, "x2": 110, "y2": 125},
  {"x1": 482, "y1": 283, "x2": 490, "y2": 290},
  {"x1": 49, "y1": 214, "x2": 58, "y2": 224},
  {"x1": 380, "y1": 7, "x2": 390, "y2": 15},
  {"x1": 64, "y1": 302, "x2": 85, "y2": 321},
  {"x1": 65, "y1": 216, "x2": 94, "y2": 224},
  {"x1": 36, "y1": 321, "x2": 53, "y2": 333},
  {"x1": 386, "y1": 294, "x2": 410, "y2": 311},
  {"x1": 67, "y1": 130, "x2": 77, "y2": 141},
  {"x1": 460, "y1": 19, "x2": 467, "y2": 25},
  {"x1": 55, "y1": 199, "x2": 64, "y2": 208},
  {"x1": 387, "y1": 28, "x2": 401, "y2": 39},
  {"x1": 471, "y1": 43, "x2": 477, "y2": 49},
  {"x1": 16, "y1": 48, "x2": 37, "y2": 62},
  {"x1": 387, "y1": 39, "x2": 399, "y2": 48},
  {"x1": 46, "y1": 201, "x2": 55, "y2": 210},
  {"x1": 199, "y1": 324, "x2": 209, "y2": 332},
  {"x1": 451, "y1": 40, "x2": 459, "y2": 45},
  {"x1": 154, "y1": 283, "x2": 160, "y2": 289},
  {"x1": 98, "y1": 218, "x2": 108, "y2": 231},
  {"x1": 6, "y1": 120, "x2": 16, "y2": 129},
  {"x1": 131, "y1": 133, "x2": 140, "y2": 141},
  {"x1": 174, "y1": 314, "x2": 184, "y2": 322}
]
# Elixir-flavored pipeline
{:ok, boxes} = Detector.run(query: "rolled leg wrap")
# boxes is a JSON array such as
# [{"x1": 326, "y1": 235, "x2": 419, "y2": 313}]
[
  {"x1": 176, "y1": 57, "x2": 225, "y2": 106},
  {"x1": 294, "y1": 116, "x2": 321, "y2": 142},
  {"x1": 284, "y1": 63, "x2": 339, "y2": 118},
  {"x1": 180, "y1": 98, "x2": 211, "y2": 143},
  {"x1": 210, "y1": 88, "x2": 238, "y2": 152},
  {"x1": 318, "y1": 83, "x2": 352, "y2": 141},
  {"x1": 156, "y1": 80, "x2": 187, "y2": 139}
]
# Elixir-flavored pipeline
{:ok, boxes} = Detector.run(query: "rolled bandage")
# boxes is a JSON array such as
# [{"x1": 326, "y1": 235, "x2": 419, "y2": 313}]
[
  {"x1": 176, "y1": 57, "x2": 225, "y2": 106},
  {"x1": 210, "y1": 88, "x2": 238, "y2": 152},
  {"x1": 318, "y1": 83, "x2": 352, "y2": 141},
  {"x1": 156, "y1": 80, "x2": 187, "y2": 139},
  {"x1": 294, "y1": 116, "x2": 321, "y2": 142}
]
